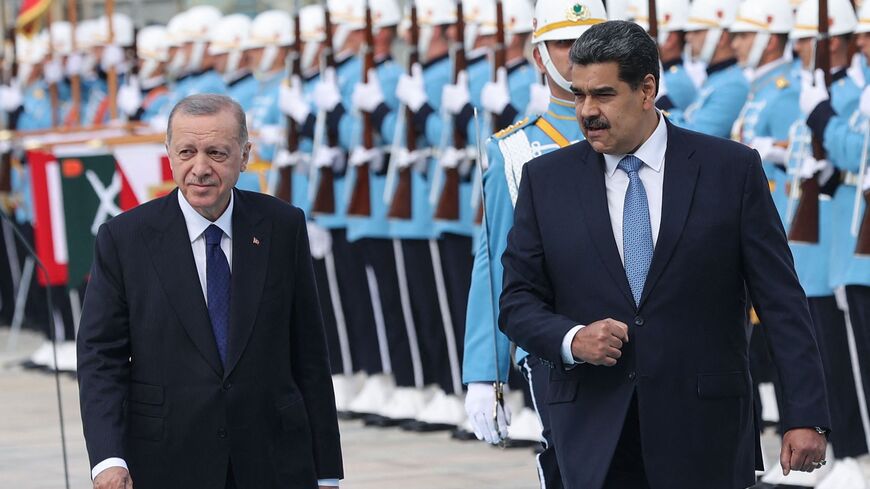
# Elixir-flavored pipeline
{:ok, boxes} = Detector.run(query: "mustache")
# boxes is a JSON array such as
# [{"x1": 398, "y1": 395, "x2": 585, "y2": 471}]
[
  {"x1": 583, "y1": 117, "x2": 610, "y2": 130},
  {"x1": 185, "y1": 178, "x2": 217, "y2": 186}
]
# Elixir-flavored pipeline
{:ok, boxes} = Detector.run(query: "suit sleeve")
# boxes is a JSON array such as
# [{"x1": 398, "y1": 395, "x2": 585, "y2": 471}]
[
  {"x1": 76, "y1": 223, "x2": 132, "y2": 470},
  {"x1": 290, "y1": 210, "x2": 344, "y2": 480},
  {"x1": 499, "y1": 164, "x2": 582, "y2": 365},
  {"x1": 739, "y1": 150, "x2": 831, "y2": 432}
]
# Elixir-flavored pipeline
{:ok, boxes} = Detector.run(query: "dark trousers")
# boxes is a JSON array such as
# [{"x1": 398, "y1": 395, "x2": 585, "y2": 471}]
[
  {"x1": 226, "y1": 463, "x2": 237, "y2": 489},
  {"x1": 436, "y1": 233, "x2": 473, "y2": 393},
  {"x1": 847, "y1": 285, "x2": 870, "y2": 447},
  {"x1": 603, "y1": 394, "x2": 652, "y2": 489},
  {"x1": 523, "y1": 356, "x2": 564, "y2": 489},
  {"x1": 809, "y1": 295, "x2": 868, "y2": 458}
]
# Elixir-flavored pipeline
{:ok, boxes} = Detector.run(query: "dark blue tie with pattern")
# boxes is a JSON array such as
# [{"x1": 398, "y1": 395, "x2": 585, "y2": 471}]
[{"x1": 205, "y1": 224, "x2": 230, "y2": 365}]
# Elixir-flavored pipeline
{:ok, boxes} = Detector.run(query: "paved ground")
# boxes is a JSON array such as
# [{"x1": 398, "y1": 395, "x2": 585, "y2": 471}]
[{"x1": 0, "y1": 327, "x2": 539, "y2": 489}]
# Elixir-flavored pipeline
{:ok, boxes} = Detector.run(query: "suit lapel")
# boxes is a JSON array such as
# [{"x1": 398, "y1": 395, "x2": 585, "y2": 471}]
[
  {"x1": 639, "y1": 121, "x2": 699, "y2": 307},
  {"x1": 573, "y1": 143, "x2": 636, "y2": 307},
  {"x1": 143, "y1": 189, "x2": 223, "y2": 377},
  {"x1": 223, "y1": 190, "x2": 270, "y2": 379}
]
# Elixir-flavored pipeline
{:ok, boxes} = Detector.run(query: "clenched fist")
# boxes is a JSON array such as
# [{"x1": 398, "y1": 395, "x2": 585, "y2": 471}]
[
  {"x1": 94, "y1": 466, "x2": 132, "y2": 489},
  {"x1": 570, "y1": 318, "x2": 629, "y2": 366}
]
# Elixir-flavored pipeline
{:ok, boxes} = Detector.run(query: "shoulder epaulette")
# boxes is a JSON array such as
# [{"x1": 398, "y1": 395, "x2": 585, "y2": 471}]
[{"x1": 493, "y1": 116, "x2": 533, "y2": 140}]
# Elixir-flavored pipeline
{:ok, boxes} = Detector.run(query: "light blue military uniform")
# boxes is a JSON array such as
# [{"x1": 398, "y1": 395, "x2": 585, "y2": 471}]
[
  {"x1": 668, "y1": 59, "x2": 749, "y2": 138},
  {"x1": 186, "y1": 69, "x2": 227, "y2": 96},
  {"x1": 795, "y1": 69, "x2": 862, "y2": 295},
  {"x1": 662, "y1": 58, "x2": 698, "y2": 110},
  {"x1": 138, "y1": 84, "x2": 172, "y2": 123},
  {"x1": 463, "y1": 97, "x2": 582, "y2": 383}
]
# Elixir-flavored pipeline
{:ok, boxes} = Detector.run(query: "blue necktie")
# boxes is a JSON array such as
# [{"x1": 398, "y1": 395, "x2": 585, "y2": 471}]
[
  {"x1": 618, "y1": 155, "x2": 654, "y2": 306},
  {"x1": 205, "y1": 224, "x2": 230, "y2": 365}
]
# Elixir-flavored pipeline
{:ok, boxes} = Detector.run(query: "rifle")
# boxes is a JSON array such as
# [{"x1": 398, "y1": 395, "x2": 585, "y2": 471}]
[
  {"x1": 788, "y1": 0, "x2": 831, "y2": 244},
  {"x1": 853, "y1": 120, "x2": 870, "y2": 255},
  {"x1": 347, "y1": 0, "x2": 376, "y2": 216},
  {"x1": 106, "y1": 0, "x2": 119, "y2": 121},
  {"x1": 491, "y1": 0, "x2": 505, "y2": 134},
  {"x1": 435, "y1": 0, "x2": 466, "y2": 221},
  {"x1": 46, "y1": 8, "x2": 59, "y2": 127},
  {"x1": 387, "y1": 3, "x2": 418, "y2": 220},
  {"x1": 311, "y1": 3, "x2": 338, "y2": 215},
  {"x1": 0, "y1": 24, "x2": 17, "y2": 194},
  {"x1": 647, "y1": 0, "x2": 658, "y2": 41},
  {"x1": 276, "y1": 0, "x2": 303, "y2": 204}
]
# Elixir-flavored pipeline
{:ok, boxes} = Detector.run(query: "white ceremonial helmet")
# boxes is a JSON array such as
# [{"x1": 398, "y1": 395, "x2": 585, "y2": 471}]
[
  {"x1": 415, "y1": 0, "x2": 458, "y2": 26},
  {"x1": 16, "y1": 32, "x2": 47, "y2": 83},
  {"x1": 95, "y1": 13, "x2": 134, "y2": 47},
  {"x1": 247, "y1": 10, "x2": 293, "y2": 74},
  {"x1": 730, "y1": 0, "x2": 794, "y2": 69},
  {"x1": 857, "y1": 0, "x2": 870, "y2": 34},
  {"x1": 50, "y1": 21, "x2": 74, "y2": 56},
  {"x1": 75, "y1": 19, "x2": 99, "y2": 51},
  {"x1": 327, "y1": 0, "x2": 402, "y2": 30},
  {"x1": 628, "y1": 0, "x2": 691, "y2": 39},
  {"x1": 532, "y1": 0, "x2": 608, "y2": 91},
  {"x1": 684, "y1": 0, "x2": 739, "y2": 65},
  {"x1": 137, "y1": 25, "x2": 170, "y2": 80},
  {"x1": 790, "y1": 0, "x2": 857, "y2": 40},
  {"x1": 208, "y1": 14, "x2": 251, "y2": 78},
  {"x1": 181, "y1": 5, "x2": 223, "y2": 43},
  {"x1": 299, "y1": 5, "x2": 327, "y2": 71},
  {"x1": 166, "y1": 12, "x2": 188, "y2": 48},
  {"x1": 465, "y1": 0, "x2": 534, "y2": 45}
]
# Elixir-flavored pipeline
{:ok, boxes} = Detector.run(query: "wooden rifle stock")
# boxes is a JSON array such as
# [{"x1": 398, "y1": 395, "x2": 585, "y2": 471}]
[
  {"x1": 276, "y1": 2, "x2": 304, "y2": 204},
  {"x1": 788, "y1": 0, "x2": 830, "y2": 244},
  {"x1": 348, "y1": 1, "x2": 376, "y2": 217},
  {"x1": 388, "y1": 5, "x2": 419, "y2": 220},
  {"x1": 312, "y1": 6, "x2": 338, "y2": 215},
  {"x1": 856, "y1": 189, "x2": 870, "y2": 255},
  {"x1": 0, "y1": 28, "x2": 17, "y2": 193},
  {"x1": 435, "y1": 0, "x2": 466, "y2": 221},
  {"x1": 647, "y1": 0, "x2": 658, "y2": 41},
  {"x1": 491, "y1": 0, "x2": 506, "y2": 134}
]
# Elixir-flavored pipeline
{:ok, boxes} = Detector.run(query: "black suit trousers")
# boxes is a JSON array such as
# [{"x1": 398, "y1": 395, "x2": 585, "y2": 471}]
[{"x1": 603, "y1": 394, "x2": 652, "y2": 489}]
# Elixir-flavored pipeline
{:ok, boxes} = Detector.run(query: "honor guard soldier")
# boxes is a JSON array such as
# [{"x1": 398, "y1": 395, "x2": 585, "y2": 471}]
[
  {"x1": 665, "y1": 0, "x2": 749, "y2": 138},
  {"x1": 463, "y1": 1, "x2": 607, "y2": 487},
  {"x1": 628, "y1": 0, "x2": 699, "y2": 111},
  {"x1": 85, "y1": 13, "x2": 134, "y2": 125},
  {"x1": 176, "y1": 5, "x2": 226, "y2": 97},
  {"x1": 211, "y1": 14, "x2": 254, "y2": 100},
  {"x1": 116, "y1": 26, "x2": 172, "y2": 124}
]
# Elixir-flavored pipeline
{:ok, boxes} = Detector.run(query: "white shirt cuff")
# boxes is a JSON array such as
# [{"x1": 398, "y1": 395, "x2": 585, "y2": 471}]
[
  {"x1": 317, "y1": 479, "x2": 340, "y2": 486},
  {"x1": 561, "y1": 325, "x2": 586, "y2": 367},
  {"x1": 92, "y1": 457, "x2": 128, "y2": 480}
]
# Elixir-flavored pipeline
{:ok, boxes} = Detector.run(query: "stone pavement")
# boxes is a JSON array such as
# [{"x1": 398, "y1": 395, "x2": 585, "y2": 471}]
[{"x1": 0, "y1": 328, "x2": 539, "y2": 489}]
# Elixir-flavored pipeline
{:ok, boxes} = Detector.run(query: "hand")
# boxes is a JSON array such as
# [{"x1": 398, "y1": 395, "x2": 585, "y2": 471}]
[
  {"x1": 0, "y1": 83, "x2": 23, "y2": 112},
  {"x1": 43, "y1": 58, "x2": 64, "y2": 85},
  {"x1": 465, "y1": 382, "x2": 511, "y2": 444},
  {"x1": 656, "y1": 62, "x2": 669, "y2": 101},
  {"x1": 117, "y1": 78, "x2": 142, "y2": 117},
  {"x1": 257, "y1": 124, "x2": 285, "y2": 146},
  {"x1": 352, "y1": 68, "x2": 385, "y2": 113},
  {"x1": 313, "y1": 67, "x2": 341, "y2": 112},
  {"x1": 93, "y1": 466, "x2": 132, "y2": 489},
  {"x1": 799, "y1": 156, "x2": 829, "y2": 180},
  {"x1": 280, "y1": 75, "x2": 311, "y2": 124},
  {"x1": 307, "y1": 221, "x2": 332, "y2": 259},
  {"x1": 101, "y1": 45, "x2": 125, "y2": 73},
  {"x1": 65, "y1": 53, "x2": 83, "y2": 76},
  {"x1": 800, "y1": 69, "x2": 829, "y2": 115},
  {"x1": 570, "y1": 318, "x2": 629, "y2": 366},
  {"x1": 442, "y1": 71, "x2": 470, "y2": 115},
  {"x1": 482, "y1": 67, "x2": 510, "y2": 114},
  {"x1": 860, "y1": 86, "x2": 870, "y2": 118},
  {"x1": 396, "y1": 63, "x2": 427, "y2": 112},
  {"x1": 750, "y1": 137, "x2": 788, "y2": 165},
  {"x1": 526, "y1": 82, "x2": 550, "y2": 116},
  {"x1": 780, "y1": 428, "x2": 827, "y2": 475},
  {"x1": 847, "y1": 52, "x2": 866, "y2": 88}
]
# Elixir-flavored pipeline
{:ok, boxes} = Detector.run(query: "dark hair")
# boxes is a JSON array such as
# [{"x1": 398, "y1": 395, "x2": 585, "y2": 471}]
[
  {"x1": 166, "y1": 94, "x2": 248, "y2": 146},
  {"x1": 569, "y1": 20, "x2": 660, "y2": 94}
]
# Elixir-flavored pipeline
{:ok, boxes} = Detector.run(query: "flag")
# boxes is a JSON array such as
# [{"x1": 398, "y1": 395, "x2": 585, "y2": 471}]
[
  {"x1": 112, "y1": 144, "x2": 173, "y2": 206},
  {"x1": 16, "y1": 0, "x2": 52, "y2": 37},
  {"x1": 27, "y1": 149, "x2": 68, "y2": 286}
]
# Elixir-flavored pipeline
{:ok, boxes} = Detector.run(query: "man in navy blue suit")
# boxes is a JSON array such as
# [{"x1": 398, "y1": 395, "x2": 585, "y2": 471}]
[{"x1": 499, "y1": 21, "x2": 830, "y2": 489}]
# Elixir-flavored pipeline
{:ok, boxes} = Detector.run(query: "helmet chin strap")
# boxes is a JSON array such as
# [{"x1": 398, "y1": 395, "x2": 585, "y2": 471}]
[
  {"x1": 302, "y1": 41, "x2": 320, "y2": 72},
  {"x1": 699, "y1": 28, "x2": 723, "y2": 65},
  {"x1": 188, "y1": 41, "x2": 206, "y2": 72},
  {"x1": 140, "y1": 58, "x2": 159, "y2": 80},
  {"x1": 333, "y1": 25, "x2": 351, "y2": 55},
  {"x1": 536, "y1": 42, "x2": 572, "y2": 92},
  {"x1": 418, "y1": 25, "x2": 435, "y2": 62},
  {"x1": 226, "y1": 49, "x2": 243, "y2": 75},
  {"x1": 745, "y1": 32, "x2": 770, "y2": 70},
  {"x1": 464, "y1": 24, "x2": 479, "y2": 53},
  {"x1": 258, "y1": 44, "x2": 279, "y2": 74}
]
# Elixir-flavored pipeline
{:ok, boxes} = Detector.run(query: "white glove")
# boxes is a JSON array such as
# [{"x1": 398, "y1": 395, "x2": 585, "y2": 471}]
[
  {"x1": 306, "y1": 222, "x2": 332, "y2": 259},
  {"x1": 352, "y1": 68, "x2": 385, "y2": 113},
  {"x1": 656, "y1": 63, "x2": 669, "y2": 101},
  {"x1": 799, "y1": 156, "x2": 830, "y2": 179},
  {"x1": 101, "y1": 45, "x2": 125, "y2": 73},
  {"x1": 0, "y1": 83, "x2": 23, "y2": 112},
  {"x1": 257, "y1": 124, "x2": 285, "y2": 146},
  {"x1": 441, "y1": 71, "x2": 470, "y2": 115},
  {"x1": 860, "y1": 86, "x2": 870, "y2": 118},
  {"x1": 117, "y1": 77, "x2": 142, "y2": 117},
  {"x1": 65, "y1": 53, "x2": 83, "y2": 77},
  {"x1": 393, "y1": 147, "x2": 428, "y2": 169},
  {"x1": 43, "y1": 58, "x2": 64, "y2": 85},
  {"x1": 313, "y1": 67, "x2": 342, "y2": 112},
  {"x1": 279, "y1": 75, "x2": 311, "y2": 124},
  {"x1": 750, "y1": 136, "x2": 787, "y2": 165},
  {"x1": 800, "y1": 69, "x2": 829, "y2": 115},
  {"x1": 862, "y1": 167, "x2": 870, "y2": 192},
  {"x1": 439, "y1": 146, "x2": 466, "y2": 169},
  {"x1": 526, "y1": 82, "x2": 550, "y2": 116},
  {"x1": 396, "y1": 63, "x2": 427, "y2": 112},
  {"x1": 848, "y1": 53, "x2": 866, "y2": 88},
  {"x1": 349, "y1": 146, "x2": 383, "y2": 167},
  {"x1": 481, "y1": 67, "x2": 510, "y2": 115},
  {"x1": 149, "y1": 115, "x2": 169, "y2": 132},
  {"x1": 314, "y1": 146, "x2": 344, "y2": 169},
  {"x1": 465, "y1": 382, "x2": 511, "y2": 445}
]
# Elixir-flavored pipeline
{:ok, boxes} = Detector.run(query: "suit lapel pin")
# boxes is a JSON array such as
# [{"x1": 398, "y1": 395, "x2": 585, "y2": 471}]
[{"x1": 252, "y1": 236, "x2": 260, "y2": 246}]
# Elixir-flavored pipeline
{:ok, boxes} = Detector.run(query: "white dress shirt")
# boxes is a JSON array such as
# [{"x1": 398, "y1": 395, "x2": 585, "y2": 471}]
[
  {"x1": 93, "y1": 191, "x2": 339, "y2": 487},
  {"x1": 560, "y1": 112, "x2": 668, "y2": 366}
]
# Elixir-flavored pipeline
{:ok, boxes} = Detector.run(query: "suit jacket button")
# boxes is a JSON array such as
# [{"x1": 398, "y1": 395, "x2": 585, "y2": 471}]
[
  {"x1": 634, "y1": 316, "x2": 644, "y2": 326},
  {"x1": 628, "y1": 371, "x2": 637, "y2": 381},
  {"x1": 217, "y1": 428, "x2": 227, "y2": 438},
  {"x1": 223, "y1": 381, "x2": 232, "y2": 391}
]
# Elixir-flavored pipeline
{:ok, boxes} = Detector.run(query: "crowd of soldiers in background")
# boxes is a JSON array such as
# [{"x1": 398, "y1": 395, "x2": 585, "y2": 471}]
[{"x1": 2, "y1": 0, "x2": 870, "y2": 487}]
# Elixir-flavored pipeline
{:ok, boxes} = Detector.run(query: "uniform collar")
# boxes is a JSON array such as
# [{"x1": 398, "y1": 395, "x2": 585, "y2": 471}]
[
  {"x1": 706, "y1": 58, "x2": 738, "y2": 76},
  {"x1": 662, "y1": 57, "x2": 684, "y2": 71},
  {"x1": 178, "y1": 189, "x2": 234, "y2": 243},
  {"x1": 507, "y1": 58, "x2": 530, "y2": 74},
  {"x1": 750, "y1": 58, "x2": 790, "y2": 85},
  {"x1": 545, "y1": 96, "x2": 576, "y2": 120},
  {"x1": 602, "y1": 111, "x2": 667, "y2": 177}
]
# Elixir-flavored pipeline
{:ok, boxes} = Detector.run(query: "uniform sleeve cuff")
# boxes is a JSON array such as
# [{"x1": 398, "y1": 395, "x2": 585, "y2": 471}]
[
  {"x1": 317, "y1": 479, "x2": 340, "y2": 486},
  {"x1": 92, "y1": 458, "x2": 128, "y2": 480},
  {"x1": 561, "y1": 325, "x2": 586, "y2": 367}
]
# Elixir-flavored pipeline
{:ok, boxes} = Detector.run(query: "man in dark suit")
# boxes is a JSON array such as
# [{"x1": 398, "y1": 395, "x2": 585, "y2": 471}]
[
  {"x1": 499, "y1": 21, "x2": 830, "y2": 489},
  {"x1": 77, "y1": 94, "x2": 343, "y2": 489}
]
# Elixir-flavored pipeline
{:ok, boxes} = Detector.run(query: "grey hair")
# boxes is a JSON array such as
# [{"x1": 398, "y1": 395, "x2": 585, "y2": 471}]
[
  {"x1": 166, "y1": 94, "x2": 249, "y2": 146},
  {"x1": 569, "y1": 20, "x2": 660, "y2": 94}
]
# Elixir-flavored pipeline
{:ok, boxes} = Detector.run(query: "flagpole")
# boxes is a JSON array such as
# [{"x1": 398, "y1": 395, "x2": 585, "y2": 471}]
[
  {"x1": 105, "y1": 0, "x2": 118, "y2": 120},
  {"x1": 66, "y1": 0, "x2": 80, "y2": 126}
]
